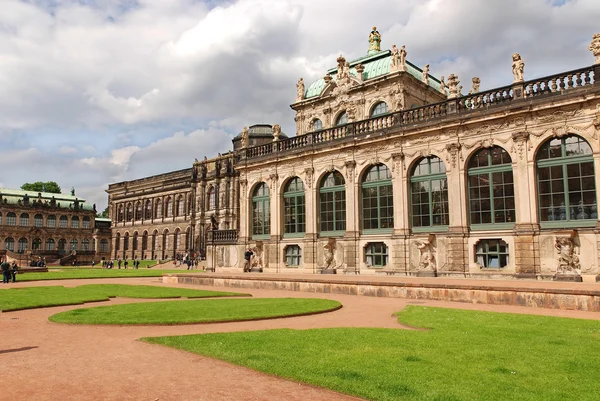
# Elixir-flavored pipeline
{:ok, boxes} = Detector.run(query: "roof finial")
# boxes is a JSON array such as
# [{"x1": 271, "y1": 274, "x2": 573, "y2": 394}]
[{"x1": 368, "y1": 26, "x2": 381, "y2": 55}]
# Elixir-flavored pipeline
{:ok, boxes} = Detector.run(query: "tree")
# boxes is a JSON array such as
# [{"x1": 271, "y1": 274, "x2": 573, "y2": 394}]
[
  {"x1": 97, "y1": 206, "x2": 109, "y2": 219},
  {"x1": 21, "y1": 181, "x2": 62, "y2": 194}
]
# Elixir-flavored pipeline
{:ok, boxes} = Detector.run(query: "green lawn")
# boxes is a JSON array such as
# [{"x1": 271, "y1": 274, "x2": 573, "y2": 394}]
[
  {"x1": 50, "y1": 298, "x2": 341, "y2": 325},
  {"x1": 15, "y1": 267, "x2": 192, "y2": 282},
  {"x1": 0, "y1": 284, "x2": 247, "y2": 312},
  {"x1": 144, "y1": 306, "x2": 600, "y2": 401}
]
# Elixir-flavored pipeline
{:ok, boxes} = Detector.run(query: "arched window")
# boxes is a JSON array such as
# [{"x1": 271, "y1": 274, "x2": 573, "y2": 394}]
[
  {"x1": 81, "y1": 239, "x2": 90, "y2": 251},
  {"x1": 114, "y1": 234, "x2": 120, "y2": 252},
  {"x1": 82, "y1": 216, "x2": 91, "y2": 229},
  {"x1": 117, "y1": 205, "x2": 124, "y2": 222},
  {"x1": 47, "y1": 215, "x2": 56, "y2": 228},
  {"x1": 100, "y1": 239, "x2": 109, "y2": 253},
  {"x1": 313, "y1": 119, "x2": 323, "y2": 131},
  {"x1": 34, "y1": 214, "x2": 43, "y2": 227},
  {"x1": 123, "y1": 233, "x2": 129, "y2": 251},
  {"x1": 336, "y1": 111, "x2": 348, "y2": 126},
  {"x1": 5, "y1": 237, "x2": 15, "y2": 252},
  {"x1": 165, "y1": 197, "x2": 172, "y2": 217},
  {"x1": 18, "y1": 238, "x2": 28, "y2": 252},
  {"x1": 32, "y1": 238, "x2": 42, "y2": 250},
  {"x1": 20, "y1": 213, "x2": 30, "y2": 227},
  {"x1": 145, "y1": 200, "x2": 152, "y2": 219},
  {"x1": 177, "y1": 196, "x2": 184, "y2": 216},
  {"x1": 537, "y1": 135, "x2": 597, "y2": 224},
  {"x1": 6, "y1": 212, "x2": 16, "y2": 226},
  {"x1": 283, "y1": 177, "x2": 306, "y2": 236},
  {"x1": 46, "y1": 238, "x2": 55, "y2": 251},
  {"x1": 362, "y1": 164, "x2": 394, "y2": 232},
  {"x1": 58, "y1": 238, "x2": 67, "y2": 251},
  {"x1": 319, "y1": 171, "x2": 346, "y2": 234},
  {"x1": 410, "y1": 156, "x2": 449, "y2": 229},
  {"x1": 370, "y1": 101, "x2": 388, "y2": 117},
  {"x1": 132, "y1": 232, "x2": 138, "y2": 251},
  {"x1": 59, "y1": 215, "x2": 68, "y2": 228},
  {"x1": 175, "y1": 229, "x2": 181, "y2": 250},
  {"x1": 70, "y1": 239, "x2": 78, "y2": 251},
  {"x1": 136, "y1": 202, "x2": 142, "y2": 220},
  {"x1": 126, "y1": 203, "x2": 133, "y2": 221},
  {"x1": 153, "y1": 230, "x2": 159, "y2": 251},
  {"x1": 155, "y1": 200, "x2": 162, "y2": 219},
  {"x1": 163, "y1": 230, "x2": 169, "y2": 252},
  {"x1": 208, "y1": 187, "x2": 217, "y2": 210},
  {"x1": 468, "y1": 147, "x2": 515, "y2": 227},
  {"x1": 142, "y1": 231, "x2": 148, "y2": 251},
  {"x1": 252, "y1": 183, "x2": 271, "y2": 239},
  {"x1": 71, "y1": 216, "x2": 80, "y2": 229}
]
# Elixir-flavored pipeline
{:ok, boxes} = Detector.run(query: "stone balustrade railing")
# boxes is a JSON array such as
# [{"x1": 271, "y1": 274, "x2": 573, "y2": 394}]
[
  {"x1": 207, "y1": 229, "x2": 239, "y2": 244},
  {"x1": 243, "y1": 65, "x2": 597, "y2": 161}
]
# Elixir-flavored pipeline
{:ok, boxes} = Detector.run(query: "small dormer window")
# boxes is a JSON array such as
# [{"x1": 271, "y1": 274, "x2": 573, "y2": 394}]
[
  {"x1": 371, "y1": 102, "x2": 388, "y2": 117},
  {"x1": 313, "y1": 119, "x2": 323, "y2": 130},
  {"x1": 336, "y1": 112, "x2": 348, "y2": 126}
]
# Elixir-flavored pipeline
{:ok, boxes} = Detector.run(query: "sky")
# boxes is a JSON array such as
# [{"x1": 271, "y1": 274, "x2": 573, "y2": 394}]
[{"x1": 1, "y1": 0, "x2": 599, "y2": 211}]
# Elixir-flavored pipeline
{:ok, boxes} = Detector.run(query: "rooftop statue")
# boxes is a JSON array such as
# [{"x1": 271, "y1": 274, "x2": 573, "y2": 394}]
[
  {"x1": 512, "y1": 53, "x2": 525, "y2": 82},
  {"x1": 439, "y1": 76, "x2": 447, "y2": 96},
  {"x1": 241, "y1": 126, "x2": 249, "y2": 148},
  {"x1": 272, "y1": 124, "x2": 281, "y2": 142},
  {"x1": 391, "y1": 44, "x2": 399, "y2": 68},
  {"x1": 470, "y1": 77, "x2": 481, "y2": 94},
  {"x1": 368, "y1": 26, "x2": 381, "y2": 54},
  {"x1": 589, "y1": 33, "x2": 600, "y2": 64},
  {"x1": 422, "y1": 64, "x2": 430, "y2": 83},
  {"x1": 296, "y1": 77, "x2": 305, "y2": 101}
]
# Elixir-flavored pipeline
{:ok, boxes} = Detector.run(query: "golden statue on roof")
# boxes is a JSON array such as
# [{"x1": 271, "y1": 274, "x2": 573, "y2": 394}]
[{"x1": 368, "y1": 26, "x2": 381, "y2": 54}]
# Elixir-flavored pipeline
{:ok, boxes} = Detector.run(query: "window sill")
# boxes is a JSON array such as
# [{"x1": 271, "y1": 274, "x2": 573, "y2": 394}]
[
  {"x1": 411, "y1": 226, "x2": 449, "y2": 234},
  {"x1": 319, "y1": 231, "x2": 345, "y2": 238},
  {"x1": 283, "y1": 233, "x2": 306, "y2": 239},
  {"x1": 251, "y1": 235, "x2": 270, "y2": 241},
  {"x1": 362, "y1": 229, "x2": 393, "y2": 235},
  {"x1": 540, "y1": 220, "x2": 597, "y2": 229},
  {"x1": 470, "y1": 223, "x2": 515, "y2": 231}
]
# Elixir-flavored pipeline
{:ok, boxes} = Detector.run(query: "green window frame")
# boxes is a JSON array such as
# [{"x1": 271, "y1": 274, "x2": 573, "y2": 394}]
[
  {"x1": 365, "y1": 242, "x2": 388, "y2": 267},
  {"x1": 283, "y1": 177, "x2": 306, "y2": 237},
  {"x1": 370, "y1": 101, "x2": 388, "y2": 117},
  {"x1": 313, "y1": 119, "x2": 323, "y2": 130},
  {"x1": 336, "y1": 111, "x2": 348, "y2": 126},
  {"x1": 319, "y1": 171, "x2": 346, "y2": 236},
  {"x1": 475, "y1": 239, "x2": 509, "y2": 268},
  {"x1": 468, "y1": 147, "x2": 515, "y2": 229},
  {"x1": 252, "y1": 183, "x2": 271, "y2": 239},
  {"x1": 285, "y1": 245, "x2": 302, "y2": 266},
  {"x1": 536, "y1": 135, "x2": 597, "y2": 228},
  {"x1": 410, "y1": 156, "x2": 449, "y2": 231},
  {"x1": 362, "y1": 164, "x2": 394, "y2": 233}
]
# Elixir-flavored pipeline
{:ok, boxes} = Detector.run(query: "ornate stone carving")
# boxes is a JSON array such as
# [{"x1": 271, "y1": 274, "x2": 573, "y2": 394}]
[
  {"x1": 304, "y1": 167, "x2": 314, "y2": 188},
  {"x1": 512, "y1": 53, "x2": 525, "y2": 82},
  {"x1": 593, "y1": 111, "x2": 600, "y2": 131},
  {"x1": 445, "y1": 143, "x2": 461, "y2": 169},
  {"x1": 422, "y1": 64, "x2": 430, "y2": 83},
  {"x1": 250, "y1": 242, "x2": 264, "y2": 270},
  {"x1": 555, "y1": 236, "x2": 581, "y2": 275},
  {"x1": 446, "y1": 74, "x2": 460, "y2": 99},
  {"x1": 390, "y1": 44, "x2": 400, "y2": 70},
  {"x1": 391, "y1": 152, "x2": 404, "y2": 172},
  {"x1": 399, "y1": 45, "x2": 407, "y2": 71},
  {"x1": 415, "y1": 236, "x2": 436, "y2": 272},
  {"x1": 439, "y1": 76, "x2": 447, "y2": 96},
  {"x1": 589, "y1": 33, "x2": 600, "y2": 64},
  {"x1": 241, "y1": 126, "x2": 249, "y2": 148},
  {"x1": 368, "y1": 26, "x2": 381, "y2": 53},
  {"x1": 355, "y1": 63, "x2": 365, "y2": 81},
  {"x1": 322, "y1": 238, "x2": 338, "y2": 270},
  {"x1": 511, "y1": 131, "x2": 529, "y2": 160},
  {"x1": 268, "y1": 173, "x2": 278, "y2": 191},
  {"x1": 344, "y1": 160, "x2": 356, "y2": 180},
  {"x1": 324, "y1": 74, "x2": 333, "y2": 85},
  {"x1": 296, "y1": 78, "x2": 305, "y2": 101},
  {"x1": 470, "y1": 77, "x2": 480, "y2": 94},
  {"x1": 272, "y1": 124, "x2": 281, "y2": 142}
]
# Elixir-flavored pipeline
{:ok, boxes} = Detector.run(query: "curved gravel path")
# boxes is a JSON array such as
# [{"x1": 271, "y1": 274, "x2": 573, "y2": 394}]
[{"x1": 1, "y1": 277, "x2": 599, "y2": 401}]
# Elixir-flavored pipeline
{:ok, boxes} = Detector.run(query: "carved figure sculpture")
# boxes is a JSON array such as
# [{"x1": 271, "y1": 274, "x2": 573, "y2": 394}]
[
  {"x1": 296, "y1": 78, "x2": 305, "y2": 101},
  {"x1": 400, "y1": 45, "x2": 407, "y2": 69},
  {"x1": 323, "y1": 238, "x2": 337, "y2": 269},
  {"x1": 391, "y1": 44, "x2": 399, "y2": 68},
  {"x1": 250, "y1": 245, "x2": 264, "y2": 269},
  {"x1": 589, "y1": 33, "x2": 600, "y2": 64},
  {"x1": 368, "y1": 26, "x2": 381, "y2": 53},
  {"x1": 512, "y1": 53, "x2": 525, "y2": 82},
  {"x1": 422, "y1": 64, "x2": 429, "y2": 83},
  {"x1": 241, "y1": 126, "x2": 249, "y2": 148},
  {"x1": 200, "y1": 158, "x2": 207, "y2": 178},
  {"x1": 555, "y1": 237, "x2": 581, "y2": 274},
  {"x1": 414, "y1": 239, "x2": 436, "y2": 271},
  {"x1": 470, "y1": 77, "x2": 481, "y2": 94},
  {"x1": 446, "y1": 74, "x2": 460, "y2": 99},
  {"x1": 439, "y1": 76, "x2": 447, "y2": 95},
  {"x1": 272, "y1": 124, "x2": 281, "y2": 141}
]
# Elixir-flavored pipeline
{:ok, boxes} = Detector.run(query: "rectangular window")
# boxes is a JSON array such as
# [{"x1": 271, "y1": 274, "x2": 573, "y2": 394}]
[
  {"x1": 20, "y1": 215, "x2": 29, "y2": 227},
  {"x1": 82, "y1": 218, "x2": 91, "y2": 229},
  {"x1": 6, "y1": 214, "x2": 16, "y2": 226},
  {"x1": 72, "y1": 219, "x2": 80, "y2": 229},
  {"x1": 285, "y1": 245, "x2": 302, "y2": 267},
  {"x1": 47, "y1": 217, "x2": 56, "y2": 228},
  {"x1": 365, "y1": 242, "x2": 388, "y2": 267},
  {"x1": 475, "y1": 239, "x2": 509, "y2": 268},
  {"x1": 59, "y1": 218, "x2": 68, "y2": 228},
  {"x1": 34, "y1": 215, "x2": 43, "y2": 227}
]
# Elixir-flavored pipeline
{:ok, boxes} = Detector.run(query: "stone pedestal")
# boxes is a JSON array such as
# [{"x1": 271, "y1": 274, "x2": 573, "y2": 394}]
[
  {"x1": 596, "y1": 275, "x2": 600, "y2": 282},
  {"x1": 416, "y1": 270, "x2": 437, "y2": 277},
  {"x1": 320, "y1": 268, "x2": 337, "y2": 274},
  {"x1": 249, "y1": 267, "x2": 263, "y2": 273},
  {"x1": 553, "y1": 273, "x2": 583, "y2": 282}
]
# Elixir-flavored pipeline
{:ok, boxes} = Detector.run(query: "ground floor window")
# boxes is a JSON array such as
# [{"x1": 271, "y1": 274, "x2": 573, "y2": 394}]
[
  {"x1": 365, "y1": 242, "x2": 388, "y2": 267},
  {"x1": 46, "y1": 238, "x2": 55, "y2": 251},
  {"x1": 4, "y1": 237, "x2": 15, "y2": 252},
  {"x1": 475, "y1": 239, "x2": 509, "y2": 268},
  {"x1": 100, "y1": 239, "x2": 109, "y2": 253},
  {"x1": 285, "y1": 245, "x2": 302, "y2": 267}
]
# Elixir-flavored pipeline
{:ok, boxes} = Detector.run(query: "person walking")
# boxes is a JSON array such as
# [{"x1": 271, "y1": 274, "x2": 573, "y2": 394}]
[
  {"x1": 10, "y1": 261, "x2": 18, "y2": 282},
  {"x1": 243, "y1": 248, "x2": 253, "y2": 273},
  {"x1": 124, "y1": 260, "x2": 128, "y2": 269},
  {"x1": 1, "y1": 258, "x2": 10, "y2": 284},
  {"x1": 118, "y1": 259, "x2": 122, "y2": 269}
]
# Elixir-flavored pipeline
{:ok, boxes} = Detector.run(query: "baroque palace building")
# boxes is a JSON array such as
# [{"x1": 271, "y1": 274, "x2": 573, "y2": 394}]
[
  {"x1": 108, "y1": 29, "x2": 600, "y2": 281},
  {"x1": 0, "y1": 189, "x2": 111, "y2": 265}
]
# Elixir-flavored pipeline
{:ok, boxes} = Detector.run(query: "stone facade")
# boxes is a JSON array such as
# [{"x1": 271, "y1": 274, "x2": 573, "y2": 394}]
[
  {"x1": 108, "y1": 29, "x2": 600, "y2": 281},
  {"x1": 0, "y1": 189, "x2": 109, "y2": 265}
]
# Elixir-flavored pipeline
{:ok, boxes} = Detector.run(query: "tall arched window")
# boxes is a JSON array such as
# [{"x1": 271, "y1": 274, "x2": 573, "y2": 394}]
[
  {"x1": 5, "y1": 237, "x2": 15, "y2": 252},
  {"x1": 6, "y1": 212, "x2": 16, "y2": 226},
  {"x1": 123, "y1": 233, "x2": 129, "y2": 251},
  {"x1": 59, "y1": 215, "x2": 68, "y2": 228},
  {"x1": 155, "y1": 200, "x2": 162, "y2": 219},
  {"x1": 126, "y1": 204, "x2": 133, "y2": 221},
  {"x1": 81, "y1": 239, "x2": 90, "y2": 251},
  {"x1": 537, "y1": 135, "x2": 597, "y2": 225},
  {"x1": 175, "y1": 229, "x2": 181, "y2": 250},
  {"x1": 410, "y1": 156, "x2": 449, "y2": 229},
  {"x1": 117, "y1": 205, "x2": 124, "y2": 222},
  {"x1": 166, "y1": 197, "x2": 173, "y2": 218},
  {"x1": 370, "y1": 101, "x2": 388, "y2": 117},
  {"x1": 34, "y1": 214, "x2": 43, "y2": 227},
  {"x1": 32, "y1": 238, "x2": 42, "y2": 250},
  {"x1": 163, "y1": 230, "x2": 169, "y2": 253},
  {"x1": 208, "y1": 187, "x2": 217, "y2": 210},
  {"x1": 46, "y1": 238, "x2": 55, "y2": 251},
  {"x1": 58, "y1": 238, "x2": 67, "y2": 251},
  {"x1": 319, "y1": 171, "x2": 346, "y2": 234},
  {"x1": 336, "y1": 111, "x2": 348, "y2": 126},
  {"x1": 132, "y1": 232, "x2": 138, "y2": 251},
  {"x1": 252, "y1": 183, "x2": 271, "y2": 239},
  {"x1": 142, "y1": 231, "x2": 148, "y2": 252},
  {"x1": 82, "y1": 216, "x2": 91, "y2": 229},
  {"x1": 70, "y1": 239, "x2": 78, "y2": 251},
  {"x1": 153, "y1": 230, "x2": 159, "y2": 252},
  {"x1": 283, "y1": 177, "x2": 306, "y2": 236},
  {"x1": 145, "y1": 200, "x2": 152, "y2": 219},
  {"x1": 47, "y1": 215, "x2": 56, "y2": 228},
  {"x1": 468, "y1": 147, "x2": 515, "y2": 227},
  {"x1": 362, "y1": 164, "x2": 394, "y2": 232},
  {"x1": 313, "y1": 119, "x2": 323, "y2": 130},
  {"x1": 20, "y1": 213, "x2": 29, "y2": 227},
  {"x1": 136, "y1": 202, "x2": 142, "y2": 220},
  {"x1": 18, "y1": 238, "x2": 28, "y2": 252},
  {"x1": 71, "y1": 216, "x2": 80, "y2": 228},
  {"x1": 177, "y1": 196, "x2": 184, "y2": 216}
]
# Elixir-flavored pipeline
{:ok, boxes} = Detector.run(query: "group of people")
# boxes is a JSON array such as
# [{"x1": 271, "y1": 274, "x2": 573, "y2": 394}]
[
  {"x1": 100, "y1": 259, "x2": 142, "y2": 269},
  {"x1": 1, "y1": 258, "x2": 19, "y2": 283},
  {"x1": 174, "y1": 253, "x2": 200, "y2": 270}
]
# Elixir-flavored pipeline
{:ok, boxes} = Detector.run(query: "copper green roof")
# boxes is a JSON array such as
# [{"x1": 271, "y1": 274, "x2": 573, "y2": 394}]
[
  {"x1": 304, "y1": 50, "x2": 445, "y2": 99},
  {"x1": 233, "y1": 124, "x2": 289, "y2": 140},
  {"x1": 95, "y1": 217, "x2": 112, "y2": 223},
  {"x1": 0, "y1": 188, "x2": 95, "y2": 211}
]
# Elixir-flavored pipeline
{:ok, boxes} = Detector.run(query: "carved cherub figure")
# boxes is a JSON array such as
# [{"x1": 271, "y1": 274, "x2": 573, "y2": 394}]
[
  {"x1": 241, "y1": 126, "x2": 249, "y2": 148},
  {"x1": 422, "y1": 64, "x2": 430, "y2": 83},
  {"x1": 589, "y1": 33, "x2": 600, "y2": 64},
  {"x1": 415, "y1": 239, "x2": 436, "y2": 271},
  {"x1": 512, "y1": 53, "x2": 525, "y2": 82},
  {"x1": 296, "y1": 78, "x2": 305, "y2": 100}
]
